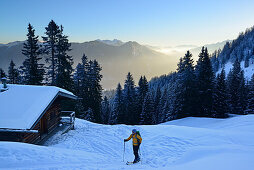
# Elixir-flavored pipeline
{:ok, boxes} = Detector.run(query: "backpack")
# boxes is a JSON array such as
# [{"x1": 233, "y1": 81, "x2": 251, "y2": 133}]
[{"x1": 136, "y1": 131, "x2": 141, "y2": 144}]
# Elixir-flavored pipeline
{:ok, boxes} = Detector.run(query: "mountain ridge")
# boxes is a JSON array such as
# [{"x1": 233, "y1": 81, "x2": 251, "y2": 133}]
[{"x1": 0, "y1": 40, "x2": 173, "y2": 89}]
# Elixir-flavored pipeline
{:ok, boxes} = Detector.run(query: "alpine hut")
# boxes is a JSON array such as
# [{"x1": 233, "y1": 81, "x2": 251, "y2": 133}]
[{"x1": 0, "y1": 83, "x2": 77, "y2": 144}]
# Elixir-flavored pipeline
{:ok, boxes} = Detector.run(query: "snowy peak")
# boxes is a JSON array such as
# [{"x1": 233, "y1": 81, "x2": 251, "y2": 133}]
[
  {"x1": 95, "y1": 39, "x2": 124, "y2": 46},
  {"x1": 0, "y1": 41, "x2": 25, "y2": 48}
]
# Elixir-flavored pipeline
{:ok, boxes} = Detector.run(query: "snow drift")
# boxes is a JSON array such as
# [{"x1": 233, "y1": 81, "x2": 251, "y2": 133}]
[{"x1": 1, "y1": 115, "x2": 254, "y2": 169}]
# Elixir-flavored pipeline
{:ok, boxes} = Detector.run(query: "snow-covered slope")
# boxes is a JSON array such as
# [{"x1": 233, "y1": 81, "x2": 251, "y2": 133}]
[
  {"x1": 217, "y1": 61, "x2": 254, "y2": 80},
  {"x1": 1, "y1": 115, "x2": 254, "y2": 169}
]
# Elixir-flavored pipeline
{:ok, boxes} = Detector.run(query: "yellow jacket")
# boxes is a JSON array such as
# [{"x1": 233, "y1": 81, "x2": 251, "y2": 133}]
[{"x1": 126, "y1": 133, "x2": 142, "y2": 146}]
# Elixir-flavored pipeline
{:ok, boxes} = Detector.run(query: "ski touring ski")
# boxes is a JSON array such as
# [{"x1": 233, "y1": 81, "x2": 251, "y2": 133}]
[
  {"x1": 126, "y1": 161, "x2": 135, "y2": 165},
  {"x1": 126, "y1": 161, "x2": 140, "y2": 165}
]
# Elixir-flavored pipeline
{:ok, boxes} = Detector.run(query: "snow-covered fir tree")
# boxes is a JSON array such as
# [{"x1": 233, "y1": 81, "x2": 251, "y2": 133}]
[
  {"x1": 73, "y1": 55, "x2": 103, "y2": 122},
  {"x1": 87, "y1": 60, "x2": 103, "y2": 123},
  {"x1": 111, "y1": 83, "x2": 124, "y2": 124},
  {"x1": 245, "y1": 74, "x2": 254, "y2": 114},
  {"x1": 174, "y1": 51, "x2": 197, "y2": 118},
  {"x1": 140, "y1": 91, "x2": 155, "y2": 125},
  {"x1": 137, "y1": 76, "x2": 148, "y2": 123},
  {"x1": 55, "y1": 25, "x2": 74, "y2": 92},
  {"x1": 244, "y1": 52, "x2": 250, "y2": 68},
  {"x1": 8, "y1": 60, "x2": 19, "y2": 84},
  {"x1": 165, "y1": 75, "x2": 178, "y2": 121},
  {"x1": 101, "y1": 96, "x2": 110, "y2": 124},
  {"x1": 153, "y1": 85, "x2": 161, "y2": 124},
  {"x1": 227, "y1": 58, "x2": 247, "y2": 114},
  {"x1": 213, "y1": 68, "x2": 228, "y2": 118},
  {"x1": 84, "y1": 108, "x2": 95, "y2": 122},
  {"x1": 123, "y1": 72, "x2": 137, "y2": 125},
  {"x1": 0, "y1": 68, "x2": 6, "y2": 79},
  {"x1": 157, "y1": 88, "x2": 168, "y2": 123},
  {"x1": 74, "y1": 63, "x2": 85, "y2": 117},
  {"x1": 42, "y1": 20, "x2": 60, "y2": 85},
  {"x1": 195, "y1": 47, "x2": 215, "y2": 117},
  {"x1": 74, "y1": 54, "x2": 90, "y2": 112},
  {"x1": 22, "y1": 23, "x2": 44, "y2": 85}
]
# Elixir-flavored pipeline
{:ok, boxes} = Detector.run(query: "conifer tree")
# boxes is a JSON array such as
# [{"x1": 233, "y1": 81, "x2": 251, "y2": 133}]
[
  {"x1": 8, "y1": 60, "x2": 19, "y2": 84},
  {"x1": 227, "y1": 58, "x2": 246, "y2": 114},
  {"x1": 0, "y1": 68, "x2": 6, "y2": 79},
  {"x1": 140, "y1": 91, "x2": 155, "y2": 125},
  {"x1": 245, "y1": 74, "x2": 254, "y2": 114},
  {"x1": 244, "y1": 52, "x2": 250, "y2": 68},
  {"x1": 213, "y1": 68, "x2": 228, "y2": 118},
  {"x1": 22, "y1": 23, "x2": 44, "y2": 85},
  {"x1": 55, "y1": 25, "x2": 74, "y2": 92},
  {"x1": 123, "y1": 72, "x2": 136, "y2": 124},
  {"x1": 74, "y1": 63, "x2": 85, "y2": 117},
  {"x1": 195, "y1": 47, "x2": 215, "y2": 117},
  {"x1": 111, "y1": 83, "x2": 124, "y2": 124},
  {"x1": 157, "y1": 88, "x2": 168, "y2": 123},
  {"x1": 85, "y1": 108, "x2": 94, "y2": 122},
  {"x1": 174, "y1": 51, "x2": 197, "y2": 118},
  {"x1": 42, "y1": 20, "x2": 60, "y2": 85},
  {"x1": 101, "y1": 96, "x2": 110, "y2": 124},
  {"x1": 137, "y1": 75, "x2": 149, "y2": 123},
  {"x1": 74, "y1": 54, "x2": 91, "y2": 111},
  {"x1": 87, "y1": 60, "x2": 103, "y2": 123},
  {"x1": 154, "y1": 86, "x2": 161, "y2": 124}
]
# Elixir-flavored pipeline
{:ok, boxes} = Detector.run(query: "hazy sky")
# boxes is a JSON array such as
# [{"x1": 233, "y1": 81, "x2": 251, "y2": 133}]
[{"x1": 1, "y1": 0, "x2": 254, "y2": 46}]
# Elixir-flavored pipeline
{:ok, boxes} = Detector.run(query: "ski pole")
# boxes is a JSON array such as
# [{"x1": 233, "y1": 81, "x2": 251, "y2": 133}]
[
  {"x1": 139, "y1": 145, "x2": 142, "y2": 165},
  {"x1": 123, "y1": 141, "x2": 125, "y2": 162}
]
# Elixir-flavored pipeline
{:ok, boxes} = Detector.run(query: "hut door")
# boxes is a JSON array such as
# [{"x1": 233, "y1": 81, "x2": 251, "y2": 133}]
[{"x1": 40, "y1": 114, "x2": 48, "y2": 135}]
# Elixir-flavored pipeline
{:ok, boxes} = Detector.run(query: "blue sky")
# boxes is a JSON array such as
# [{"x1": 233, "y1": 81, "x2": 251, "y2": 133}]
[{"x1": 0, "y1": 0, "x2": 254, "y2": 46}]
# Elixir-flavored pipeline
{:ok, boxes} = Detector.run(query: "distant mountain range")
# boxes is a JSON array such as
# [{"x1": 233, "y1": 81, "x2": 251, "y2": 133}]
[
  {"x1": 0, "y1": 40, "x2": 175, "y2": 89},
  {"x1": 0, "y1": 39, "x2": 227, "y2": 89},
  {"x1": 147, "y1": 40, "x2": 230, "y2": 61}
]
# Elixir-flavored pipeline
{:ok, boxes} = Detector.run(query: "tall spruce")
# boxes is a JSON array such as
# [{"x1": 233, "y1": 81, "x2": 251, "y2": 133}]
[
  {"x1": 123, "y1": 72, "x2": 136, "y2": 124},
  {"x1": 111, "y1": 83, "x2": 124, "y2": 124},
  {"x1": 213, "y1": 68, "x2": 228, "y2": 118},
  {"x1": 227, "y1": 58, "x2": 246, "y2": 114},
  {"x1": 137, "y1": 76, "x2": 149, "y2": 123},
  {"x1": 175, "y1": 51, "x2": 197, "y2": 118},
  {"x1": 55, "y1": 25, "x2": 74, "y2": 91},
  {"x1": 101, "y1": 96, "x2": 110, "y2": 124},
  {"x1": 22, "y1": 23, "x2": 44, "y2": 85},
  {"x1": 42, "y1": 20, "x2": 60, "y2": 85},
  {"x1": 245, "y1": 74, "x2": 254, "y2": 114},
  {"x1": 157, "y1": 88, "x2": 168, "y2": 123},
  {"x1": 244, "y1": 52, "x2": 250, "y2": 68},
  {"x1": 74, "y1": 63, "x2": 85, "y2": 117},
  {"x1": 154, "y1": 85, "x2": 161, "y2": 124},
  {"x1": 140, "y1": 91, "x2": 155, "y2": 125},
  {"x1": 195, "y1": 47, "x2": 215, "y2": 117},
  {"x1": 8, "y1": 60, "x2": 19, "y2": 84},
  {"x1": 87, "y1": 60, "x2": 103, "y2": 123},
  {"x1": 0, "y1": 68, "x2": 6, "y2": 79}
]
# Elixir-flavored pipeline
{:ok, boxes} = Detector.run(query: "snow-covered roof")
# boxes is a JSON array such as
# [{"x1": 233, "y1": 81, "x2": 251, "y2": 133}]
[{"x1": 0, "y1": 84, "x2": 77, "y2": 130}]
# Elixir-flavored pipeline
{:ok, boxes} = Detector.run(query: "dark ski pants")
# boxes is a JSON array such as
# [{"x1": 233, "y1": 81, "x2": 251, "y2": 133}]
[{"x1": 133, "y1": 145, "x2": 140, "y2": 161}]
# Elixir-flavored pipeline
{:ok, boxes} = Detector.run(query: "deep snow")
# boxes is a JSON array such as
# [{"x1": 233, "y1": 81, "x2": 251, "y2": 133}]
[{"x1": 1, "y1": 115, "x2": 254, "y2": 169}]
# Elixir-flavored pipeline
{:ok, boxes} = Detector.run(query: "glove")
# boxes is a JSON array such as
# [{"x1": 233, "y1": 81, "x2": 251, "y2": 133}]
[{"x1": 124, "y1": 139, "x2": 127, "y2": 142}]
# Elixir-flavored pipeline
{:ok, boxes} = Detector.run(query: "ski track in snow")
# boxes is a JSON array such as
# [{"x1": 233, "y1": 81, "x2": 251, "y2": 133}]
[{"x1": 1, "y1": 115, "x2": 254, "y2": 169}]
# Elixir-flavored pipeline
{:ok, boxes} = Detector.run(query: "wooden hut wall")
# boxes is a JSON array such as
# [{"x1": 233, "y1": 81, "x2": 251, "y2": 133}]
[
  {"x1": 23, "y1": 98, "x2": 61, "y2": 143},
  {"x1": 0, "y1": 97, "x2": 62, "y2": 144}
]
